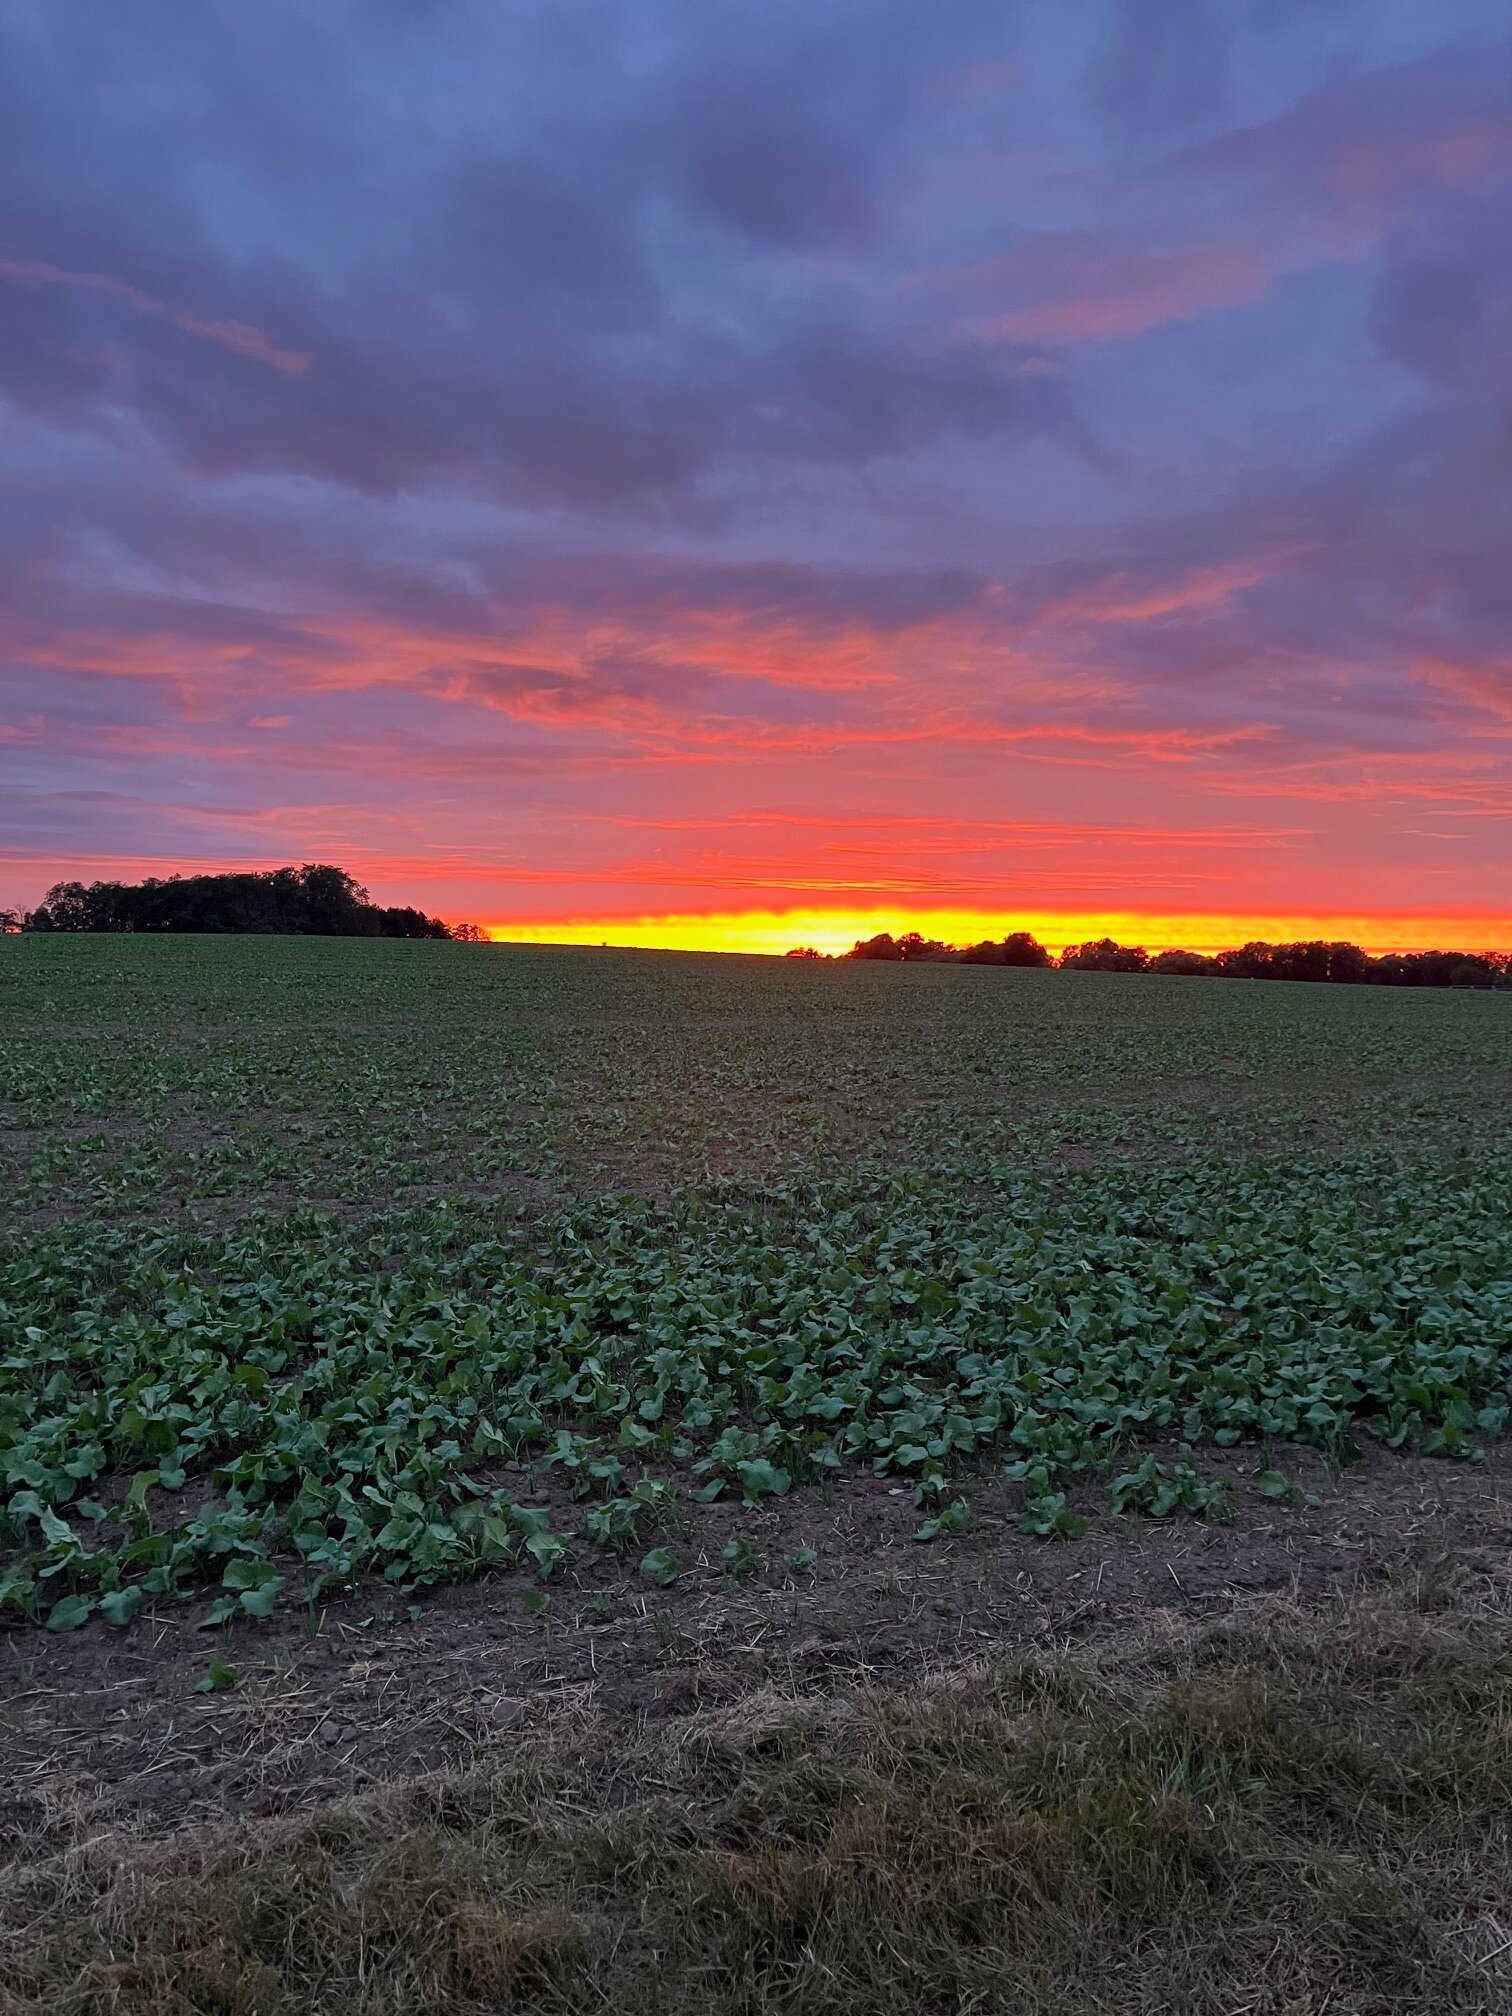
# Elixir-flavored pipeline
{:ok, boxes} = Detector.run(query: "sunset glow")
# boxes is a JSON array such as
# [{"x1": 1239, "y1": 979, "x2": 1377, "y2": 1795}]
[
  {"x1": 484, "y1": 912, "x2": 1512, "y2": 960},
  {"x1": 2, "y1": 6, "x2": 1508, "y2": 943}
]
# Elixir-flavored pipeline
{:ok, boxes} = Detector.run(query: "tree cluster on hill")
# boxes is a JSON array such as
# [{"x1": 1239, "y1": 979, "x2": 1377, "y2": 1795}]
[
  {"x1": 819, "y1": 927, "x2": 1510, "y2": 989},
  {"x1": 5, "y1": 865, "x2": 474, "y2": 940},
  {"x1": 842, "y1": 930, "x2": 1053, "y2": 967},
  {"x1": 1058, "y1": 936, "x2": 1508, "y2": 988}
]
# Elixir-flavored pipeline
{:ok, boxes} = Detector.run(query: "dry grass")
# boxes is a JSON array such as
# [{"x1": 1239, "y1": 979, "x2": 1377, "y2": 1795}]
[{"x1": 4, "y1": 1574, "x2": 1511, "y2": 2014}]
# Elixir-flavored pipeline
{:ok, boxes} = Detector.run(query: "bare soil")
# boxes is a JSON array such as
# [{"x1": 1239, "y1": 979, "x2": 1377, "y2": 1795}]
[{"x1": 6, "y1": 1440, "x2": 1509, "y2": 1844}]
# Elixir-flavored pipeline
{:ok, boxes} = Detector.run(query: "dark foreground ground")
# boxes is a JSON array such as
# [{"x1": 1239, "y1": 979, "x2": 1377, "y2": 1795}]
[
  {"x1": 5, "y1": 1445, "x2": 1512, "y2": 2014},
  {"x1": 4, "y1": 1490, "x2": 1512, "y2": 2014},
  {"x1": 5, "y1": 1439, "x2": 1511, "y2": 1831}
]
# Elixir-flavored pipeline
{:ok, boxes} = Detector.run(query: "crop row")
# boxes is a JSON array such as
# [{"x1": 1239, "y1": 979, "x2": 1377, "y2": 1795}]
[{"x1": 4, "y1": 1147, "x2": 1509, "y2": 1628}]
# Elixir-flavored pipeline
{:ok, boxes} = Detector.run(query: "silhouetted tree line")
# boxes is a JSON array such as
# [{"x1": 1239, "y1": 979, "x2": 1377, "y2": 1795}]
[
  {"x1": 839, "y1": 930, "x2": 1053, "y2": 967},
  {"x1": 826, "y1": 928, "x2": 1509, "y2": 989},
  {"x1": 1058, "y1": 936, "x2": 1508, "y2": 988},
  {"x1": 8, "y1": 865, "x2": 472, "y2": 940}
]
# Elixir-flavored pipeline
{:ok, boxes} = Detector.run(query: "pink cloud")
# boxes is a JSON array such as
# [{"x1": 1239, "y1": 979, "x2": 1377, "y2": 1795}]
[
  {"x1": 1027, "y1": 562, "x2": 1268, "y2": 625},
  {"x1": 1413, "y1": 656, "x2": 1512, "y2": 727},
  {"x1": 1185, "y1": 44, "x2": 1512, "y2": 245},
  {"x1": 0, "y1": 257, "x2": 311, "y2": 374},
  {"x1": 924, "y1": 69, "x2": 1512, "y2": 354},
  {"x1": 929, "y1": 235, "x2": 1275, "y2": 343}
]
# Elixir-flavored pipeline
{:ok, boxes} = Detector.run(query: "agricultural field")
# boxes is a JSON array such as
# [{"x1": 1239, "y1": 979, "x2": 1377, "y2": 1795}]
[
  {"x1": 3, "y1": 937, "x2": 1512, "y2": 2013},
  {"x1": 2, "y1": 935, "x2": 1510, "y2": 1629}
]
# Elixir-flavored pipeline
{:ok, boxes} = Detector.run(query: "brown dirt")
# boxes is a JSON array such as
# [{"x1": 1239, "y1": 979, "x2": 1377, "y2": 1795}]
[{"x1": 4, "y1": 1440, "x2": 1509, "y2": 1845}]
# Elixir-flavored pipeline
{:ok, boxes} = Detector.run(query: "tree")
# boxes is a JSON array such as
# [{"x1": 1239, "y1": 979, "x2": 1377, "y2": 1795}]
[
  {"x1": 282, "y1": 864, "x2": 375, "y2": 934},
  {"x1": 1214, "y1": 942, "x2": 1274, "y2": 979},
  {"x1": 1324, "y1": 941, "x2": 1372, "y2": 985},
  {"x1": 1000, "y1": 931, "x2": 1051, "y2": 968},
  {"x1": 1149, "y1": 948, "x2": 1215, "y2": 976},
  {"x1": 895, "y1": 930, "x2": 953, "y2": 961},
  {"x1": 846, "y1": 933, "x2": 905, "y2": 961},
  {"x1": 374, "y1": 905, "x2": 451, "y2": 940},
  {"x1": 957, "y1": 932, "x2": 1050, "y2": 967},
  {"x1": 1449, "y1": 957, "x2": 1494, "y2": 989},
  {"x1": 15, "y1": 866, "x2": 452, "y2": 938},
  {"x1": 1059, "y1": 938, "x2": 1149, "y2": 973},
  {"x1": 828, "y1": 924, "x2": 1508, "y2": 989},
  {"x1": 26, "y1": 882, "x2": 102, "y2": 931},
  {"x1": 784, "y1": 945, "x2": 823, "y2": 959},
  {"x1": 450, "y1": 922, "x2": 489, "y2": 943}
]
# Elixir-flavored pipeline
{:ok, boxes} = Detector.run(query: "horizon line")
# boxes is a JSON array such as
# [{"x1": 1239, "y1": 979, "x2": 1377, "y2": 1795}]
[{"x1": 479, "y1": 908, "x2": 1512, "y2": 960}]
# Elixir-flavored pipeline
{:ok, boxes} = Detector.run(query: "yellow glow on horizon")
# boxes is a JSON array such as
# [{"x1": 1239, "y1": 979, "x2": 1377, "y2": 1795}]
[{"x1": 483, "y1": 908, "x2": 1512, "y2": 959}]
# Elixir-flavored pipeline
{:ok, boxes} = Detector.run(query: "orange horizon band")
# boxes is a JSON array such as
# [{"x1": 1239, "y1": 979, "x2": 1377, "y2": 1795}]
[{"x1": 478, "y1": 909, "x2": 1512, "y2": 959}]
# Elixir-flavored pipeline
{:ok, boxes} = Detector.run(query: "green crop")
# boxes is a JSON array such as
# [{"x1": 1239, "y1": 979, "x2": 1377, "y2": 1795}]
[{"x1": 2, "y1": 936, "x2": 1508, "y2": 1626}]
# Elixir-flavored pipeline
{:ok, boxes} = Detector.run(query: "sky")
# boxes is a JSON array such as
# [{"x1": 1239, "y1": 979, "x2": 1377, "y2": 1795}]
[{"x1": 1, "y1": 0, "x2": 1509, "y2": 954}]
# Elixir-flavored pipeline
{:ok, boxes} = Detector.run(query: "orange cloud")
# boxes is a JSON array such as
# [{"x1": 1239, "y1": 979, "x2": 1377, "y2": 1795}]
[{"x1": 1412, "y1": 657, "x2": 1512, "y2": 727}]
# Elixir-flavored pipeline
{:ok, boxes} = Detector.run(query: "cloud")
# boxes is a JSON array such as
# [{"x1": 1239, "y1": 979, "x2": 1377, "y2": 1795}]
[
  {"x1": 1024, "y1": 561, "x2": 1269, "y2": 625},
  {"x1": 0, "y1": 1, "x2": 1055, "y2": 510},
  {"x1": 0, "y1": 258, "x2": 310, "y2": 372},
  {"x1": 934, "y1": 235, "x2": 1275, "y2": 343},
  {"x1": 1414, "y1": 658, "x2": 1512, "y2": 728},
  {"x1": 3, "y1": 2, "x2": 1511, "y2": 927},
  {"x1": 1182, "y1": 32, "x2": 1512, "y2": 239},
  {"x1": 1090, "y1": 0, "x2": 1232, "y2": 146},
  {"x1": 647, "y1": 0, "x2": 1020, "y2": 248}
]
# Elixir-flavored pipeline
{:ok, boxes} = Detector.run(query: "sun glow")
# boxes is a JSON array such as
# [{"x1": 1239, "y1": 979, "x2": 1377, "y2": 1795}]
[{"x1": 482, "y1": 909, "x2": 1512, "y2": 959}]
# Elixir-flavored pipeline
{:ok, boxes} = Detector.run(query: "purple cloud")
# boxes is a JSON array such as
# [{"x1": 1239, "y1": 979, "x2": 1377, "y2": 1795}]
[{"x1": 1, "y1": 0, "x2": 1509, "y2": 927}]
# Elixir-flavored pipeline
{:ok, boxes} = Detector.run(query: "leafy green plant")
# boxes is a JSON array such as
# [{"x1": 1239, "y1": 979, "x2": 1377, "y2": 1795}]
[
  {"x1": 1018, "y1": 1492, "x2": 1088, "y2": 1540},
  {"x1": 721, "y1": 1535, "x2": 758, "y2": 1580},
  {"x1": 45, "y1": 1592, "x2": 94, "y2": 1632},
  {"x1": 581, "y1": 1477, "x2": 668, "y2": 1553},
  {"x1": 1109, "y1": 1451, "x2": 1230, "y2": 1521},
  {"x1": 201, "y1": 1557, "x2": 284, "y2": 1626},
  {"x1": 914, "y1": 1497, "x2": 973, "y2": 1542},
  {"x1": 100, "y1": 1585, "x2": 142, "y2": 1627},
  {"x1": 640, "y1": 1546, "x2": 682, "y2": 1588},
  {"x1": 1256, "y1": 1467, "x2": 1316, "y2": 1509}
]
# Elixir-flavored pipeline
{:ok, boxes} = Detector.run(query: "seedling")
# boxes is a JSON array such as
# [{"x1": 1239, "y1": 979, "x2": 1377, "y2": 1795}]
[
  {"x1": 720, "y1": 1535, "x2": 758, "y2": 1581},
  {"x1": 914, "y1": 1497, "x2": 972, "y2": 1542},
  {"x1": 640, "y1": 1546, "x2": 682, "y2": 1588}
]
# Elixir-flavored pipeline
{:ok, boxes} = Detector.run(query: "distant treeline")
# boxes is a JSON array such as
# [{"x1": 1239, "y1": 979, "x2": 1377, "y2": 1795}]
[
  {"x1": 2, "y1": 865, "x2": 484, "y2": 941},
  {"x1": 788, "y1": 929, "x2": 1511, "y2": 989}
]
